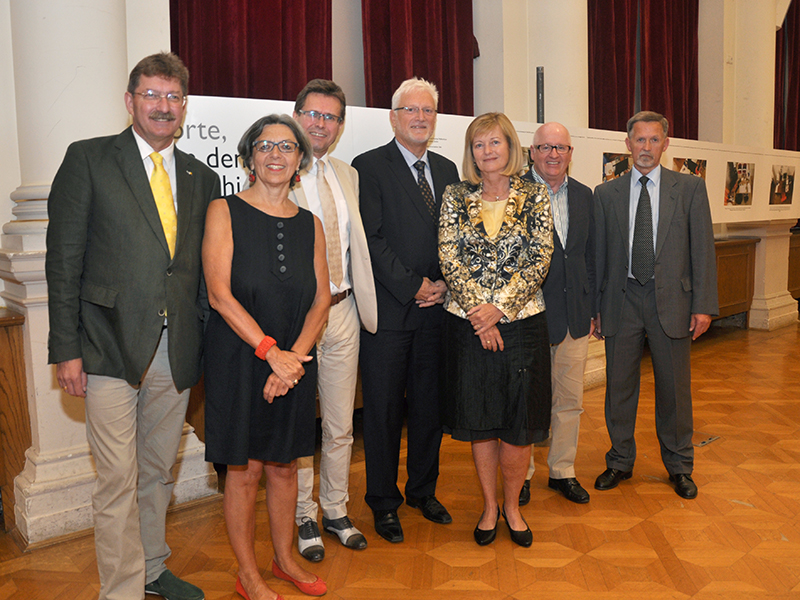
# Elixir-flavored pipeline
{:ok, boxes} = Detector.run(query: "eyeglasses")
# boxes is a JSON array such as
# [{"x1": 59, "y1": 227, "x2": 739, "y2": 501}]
[
  {"x1": 296, "y1": 109, "x2": 343, "y2": 123},
  {"x1": 253, "y1": 139, "x2": 299, "y2": 153},
  {"x1": 393, "y1": 106, "x2": 437, "y2": 117},
  {"x1": 534, "y1": 144, "x2": 572, "y2": 155},
  {"x1": 134, "y1": 90, "x2": 185, "y2": 105}
]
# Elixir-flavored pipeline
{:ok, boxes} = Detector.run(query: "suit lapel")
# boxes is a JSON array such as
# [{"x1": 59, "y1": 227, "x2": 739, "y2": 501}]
[
  {"x1": 329, "y1": 158, "x2": 358, "y2": 216},
  {"x1": 656, "y1": 168, "x2": 678, "y2": 259},
  {"x1": 115, "y1": 129, "x2": 171, "y2": 258},
  {"x1": 174, "y1": 149, "x2": 197, "y2": 258},
  {"x1": 385, "y1": 142, "x2": 436, "y2": 224},
  {"x1": 562, "y1": 177, "x2": 584, "y2": 252},
  {"x1": 611, "y1": 172, "x2": 631, "y2": 260}
]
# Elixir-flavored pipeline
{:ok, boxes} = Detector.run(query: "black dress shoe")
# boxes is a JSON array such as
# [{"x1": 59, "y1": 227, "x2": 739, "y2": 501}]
[
  {"x1": 669, "y1": 473, "x2": 698, "y2": 499},
  {"x1": 373, "y1": 510, "x2": 404, "y2": 543},
  {"x1": 519, "y1": 479, "x2": 531, "y2": 506},
  {"x1": 501, "y1": 506, "x2": 532, "y2": 548},
  {"x1": 473, "y1": 507, "x2": 499, "y2": 546},
  {"x1": 594, "y1": 468, "x2": 633, "y2": 490},
  {"x1": 406, "y1": 495, "x2": 453, "y2": 524},
  {"x1": 548, "y1": 477, "x2": 590, "y2": 504}
]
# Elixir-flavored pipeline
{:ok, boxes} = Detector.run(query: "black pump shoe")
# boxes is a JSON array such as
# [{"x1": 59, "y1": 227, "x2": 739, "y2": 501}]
[
  {"x1": 501, "y1": 506, "x2": 532, "y2": 547},
  {"x1": 473, "y1": 507, "x2": 499, "y2": 546}
]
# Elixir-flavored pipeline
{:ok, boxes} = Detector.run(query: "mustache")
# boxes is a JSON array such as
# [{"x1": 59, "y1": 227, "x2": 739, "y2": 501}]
[{"x1": 148, "y1": 110, "x2": 176, "y2": 122}]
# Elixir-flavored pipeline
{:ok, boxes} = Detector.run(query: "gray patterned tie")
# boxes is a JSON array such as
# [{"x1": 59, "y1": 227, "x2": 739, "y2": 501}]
[
  {"x1": 631, "y1": 175, "x2": 655, "y2": 285},
  {"x1": 413, "y1": 160, "x2": 437, "y2": 219}
]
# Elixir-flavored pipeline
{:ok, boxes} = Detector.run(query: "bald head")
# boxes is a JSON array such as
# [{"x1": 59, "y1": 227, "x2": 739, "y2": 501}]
[{"x1": 531, "y1": 122, "x2": 573, "y2": 191}]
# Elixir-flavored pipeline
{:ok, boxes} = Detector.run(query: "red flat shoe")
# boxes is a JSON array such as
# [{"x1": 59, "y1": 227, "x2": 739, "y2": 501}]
[
  {"x1": 271, "y1": 560, "x2": 327, "y2": 596},
  {"x1": 236, "y1": 576, "x2": 284, "y2": 600}
]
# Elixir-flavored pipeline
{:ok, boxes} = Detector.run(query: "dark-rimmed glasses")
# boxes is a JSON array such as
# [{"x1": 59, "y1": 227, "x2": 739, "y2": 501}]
[
  {"x1": 534, "y1": 144, "x2": 572, "y2": 154},
  {"x1": 253, "y1": 140, "x2": 299, "y2": 153}
]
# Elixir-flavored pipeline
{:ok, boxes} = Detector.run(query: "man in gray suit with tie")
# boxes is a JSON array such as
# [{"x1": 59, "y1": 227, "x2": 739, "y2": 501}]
[
  {"x1": 289, "y1": 79, "x2": 378, "y2": 561},
  {"x1": 46, "y1": 53, "x2": 220, "y2": 600},
  {"x1": 593, "y1": 111, "x2": 718, "y2": 500}
]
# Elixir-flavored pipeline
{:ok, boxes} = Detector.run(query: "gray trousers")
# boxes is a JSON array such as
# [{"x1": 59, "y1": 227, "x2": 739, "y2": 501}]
[{"x1": 603, "y1": 278, "x2": 694, "y2": 475}]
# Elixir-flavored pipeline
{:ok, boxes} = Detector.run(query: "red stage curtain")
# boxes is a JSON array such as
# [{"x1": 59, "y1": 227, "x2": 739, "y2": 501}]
[
  {"x1": 588, "y1": 0, "x2": 638, "y2": 133},
  {"x1": 361, "y1": 0, "x2": 474, "y2": 116},
  {"x1": 589, "y1": 0, "x2": 699, "y2": 139},
  {"x1": 775, "y1": 0, "x2": 800, "y2": 151},
  {"x1": 640, "y1": 1, "x2": 698, "y2": 140},
  {"x1": 170, "y1": 0, "x2": 332, "y2": 101}
]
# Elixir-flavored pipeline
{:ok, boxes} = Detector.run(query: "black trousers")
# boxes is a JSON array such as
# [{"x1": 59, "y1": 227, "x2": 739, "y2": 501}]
[{"x1": 359, "y1": 326, "x2": 443, "y2": 512}]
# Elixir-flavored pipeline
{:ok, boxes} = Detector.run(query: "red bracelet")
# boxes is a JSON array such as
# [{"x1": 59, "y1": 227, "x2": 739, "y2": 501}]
[{"x1": 255, "y1": 336, "x2": 277, "y2": 360}]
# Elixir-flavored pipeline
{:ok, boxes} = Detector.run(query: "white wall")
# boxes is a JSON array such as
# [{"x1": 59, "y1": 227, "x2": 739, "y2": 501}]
[{"x1": 0, "y1": 0, "x2": 20, "y2": 307}]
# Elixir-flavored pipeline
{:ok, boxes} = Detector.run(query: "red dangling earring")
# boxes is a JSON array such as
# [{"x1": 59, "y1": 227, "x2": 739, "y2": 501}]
[{"x1": 248, "y1": 172, "x2": 256, "y2": 184}]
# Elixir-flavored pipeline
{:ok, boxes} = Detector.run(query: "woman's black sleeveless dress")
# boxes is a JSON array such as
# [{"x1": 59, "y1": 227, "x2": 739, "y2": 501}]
[{"x1": 204, "y1": 194, "x2": 317, "y2": 465}]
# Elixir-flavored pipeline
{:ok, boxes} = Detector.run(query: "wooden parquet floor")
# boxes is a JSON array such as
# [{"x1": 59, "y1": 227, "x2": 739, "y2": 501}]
[{"x1": 0, "y1": 321, "x2": 799, "y2": 599}]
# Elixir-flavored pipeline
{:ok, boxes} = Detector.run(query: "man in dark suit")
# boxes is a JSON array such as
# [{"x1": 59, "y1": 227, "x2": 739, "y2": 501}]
[
  {"x1": 593, "y1": 111, "x2": 718, "y2": 500},
  {"x1": 352, "y1": 77, "x2": 459, "y2": 543},
  {"x1": 520, "y1": 122, "x2": 595, "y2": 505},
  {"x1": 46, "y1": 53, "x2": 220, "y2": 600}
]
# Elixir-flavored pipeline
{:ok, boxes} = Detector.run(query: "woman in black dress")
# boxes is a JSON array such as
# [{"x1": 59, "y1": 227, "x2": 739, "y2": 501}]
[
  {"x1": 439, "y1": 112, "x2": 553, "y2": 547},
  {"x1": 203, "y1": 115, "x2": 330, "y2": 600}
]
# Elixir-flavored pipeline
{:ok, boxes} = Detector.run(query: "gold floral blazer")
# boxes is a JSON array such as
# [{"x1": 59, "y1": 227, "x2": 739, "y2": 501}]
[{"x1": 438, "y1": 175, "x2": 554, "y2": 322}]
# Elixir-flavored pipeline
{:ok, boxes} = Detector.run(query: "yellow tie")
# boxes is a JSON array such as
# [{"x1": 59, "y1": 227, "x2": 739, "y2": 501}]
[{"x1": 149, "y1": 152, "x2": 177, "y2": 257}]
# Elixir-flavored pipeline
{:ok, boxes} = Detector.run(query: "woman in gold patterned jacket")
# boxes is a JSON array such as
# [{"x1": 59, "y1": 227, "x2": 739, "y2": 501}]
[{"x1": 439, "y1": 112, "x2": 553, "y2": 548}]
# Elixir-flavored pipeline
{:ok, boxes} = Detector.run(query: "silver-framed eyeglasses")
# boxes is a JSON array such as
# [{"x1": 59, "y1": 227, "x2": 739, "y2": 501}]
[
  {"x1": 534, "y1": 144, "x2": 572, "y2": 154},
  {"x1": 253, "y1": 139, "x2": 299, "y2": 153},
  {"x1": 393, "y1": 106, "x2": 437, "y2": 117},
  {"x1": 134, "y1": 90, "x2": 186, "y2": 105},
  {"x1": 296, "y1": 109, "x2": 343, "y2": 123}
]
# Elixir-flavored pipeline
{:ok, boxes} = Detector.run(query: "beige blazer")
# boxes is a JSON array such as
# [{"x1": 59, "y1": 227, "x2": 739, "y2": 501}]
[{"x1": 290, "y1": 156, "x2": 378, "y2": 333}]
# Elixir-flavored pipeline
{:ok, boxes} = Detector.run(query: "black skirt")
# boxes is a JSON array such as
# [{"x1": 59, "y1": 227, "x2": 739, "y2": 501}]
[{"x1": 441, "y1": 310, "x2": 551, "y2": 446}]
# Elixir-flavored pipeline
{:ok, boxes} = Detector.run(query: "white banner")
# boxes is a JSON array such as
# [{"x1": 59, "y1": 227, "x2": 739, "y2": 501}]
[{"x1": 178, "y1": 95, "x2": 800, "y2": 224}]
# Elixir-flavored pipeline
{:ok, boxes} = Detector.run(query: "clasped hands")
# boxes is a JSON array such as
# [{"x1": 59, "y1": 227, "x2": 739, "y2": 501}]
[
  {"x1": 415, "y1": 277, "x2": 447, "y2": 307},
  {"x1": 263, "y1": 346, "x2": 312, "y2": 403},
  {"x1": 468, "y1": 304, "x2": 505, "y2": 352}
]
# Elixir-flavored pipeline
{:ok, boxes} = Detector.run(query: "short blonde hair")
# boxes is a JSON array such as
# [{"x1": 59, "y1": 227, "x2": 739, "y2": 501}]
[{"x1": 462, "y1": 112, "x2": 524, "y2": 185}]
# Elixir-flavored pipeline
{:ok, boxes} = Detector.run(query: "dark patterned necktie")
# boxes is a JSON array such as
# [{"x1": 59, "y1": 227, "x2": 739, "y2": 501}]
[
  {"x1": 631, "y1": 175, "x2": 655, "y2": 285},
  {"x1": 414, "y1": 160, "x2": 437, "y2": 219}
]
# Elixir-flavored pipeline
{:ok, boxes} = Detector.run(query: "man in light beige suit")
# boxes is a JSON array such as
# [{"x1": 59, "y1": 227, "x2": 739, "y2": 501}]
[{"x1": 289, "y1": 79, "x2": 378, "y2": 561}]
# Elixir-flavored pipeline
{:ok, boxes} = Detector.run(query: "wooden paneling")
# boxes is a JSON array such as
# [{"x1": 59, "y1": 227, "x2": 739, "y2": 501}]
[
  {"x1": 714, "y1": 237, "x2": 758, "y2": 321},
  {"x1": 0, "y1": 308, "x2": 31, "y2": 532}
]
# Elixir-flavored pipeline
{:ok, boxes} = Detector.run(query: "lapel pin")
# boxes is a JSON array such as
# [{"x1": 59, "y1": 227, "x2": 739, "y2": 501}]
[{"x1": 186, "y1": 170, "x2": 193, "y2": 176}]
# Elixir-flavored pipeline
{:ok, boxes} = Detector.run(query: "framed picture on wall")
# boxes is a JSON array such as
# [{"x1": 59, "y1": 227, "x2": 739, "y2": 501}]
[
  {"x1": 602, "y1": 153, "x2": 632, "y2": 182},
  {"x1": 724, "y1": 162, "x2": 755, "y2": 206},
  {"x1": 673, "y1": 158, "x2": 707, "y2": 179},
  {"x1": 769, "y1": 165, "x2": 795, "y2": 205}
]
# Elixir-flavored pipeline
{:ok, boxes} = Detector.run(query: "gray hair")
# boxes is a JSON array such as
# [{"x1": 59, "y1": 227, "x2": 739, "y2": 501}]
[
  {"x1": 391, "y1": 77, "x2": 439, "y2": 110},
  {"x1": 237, "y1": 114, "x2": 312, "y2": 188},
  {"x1": 627, "y1": 111, "x2": 669, "y2": 136}
]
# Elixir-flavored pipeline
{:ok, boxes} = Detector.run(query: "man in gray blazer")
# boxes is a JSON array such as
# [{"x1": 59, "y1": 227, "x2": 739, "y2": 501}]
[
  {"x1": 289, "y1": 79, "x2": 377, "y2": 561},
  {"x1": 520, "y1": 122, "x2": 595, "y2": 505},
  {"x1": 46, "y1": 53, "x2": 220, "y2": 600},
  {"x1": 593, "y1": 111, "x2": 718, "y2": 500}
]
